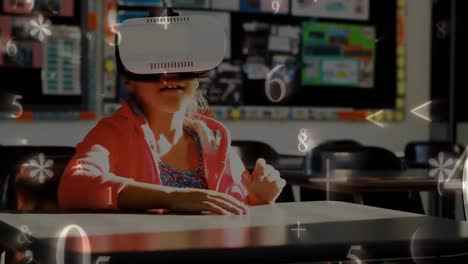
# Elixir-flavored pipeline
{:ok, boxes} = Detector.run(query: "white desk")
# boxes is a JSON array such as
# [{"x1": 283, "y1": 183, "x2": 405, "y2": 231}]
[
  {"x1": 0, "y1": 201, "x2": 419, "y2": 239},
  {"x1": 4, "y1": 202, "x2": 468, "y2": 264}
]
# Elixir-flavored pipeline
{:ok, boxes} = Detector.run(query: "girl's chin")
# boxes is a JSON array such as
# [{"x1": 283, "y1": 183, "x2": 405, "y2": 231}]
[
  {"x1": 159, "y1": 89, "x2": 185, "y2": 95},
  {"x1": 158, "y1": 101, "x2": 190, "y2": 113}
]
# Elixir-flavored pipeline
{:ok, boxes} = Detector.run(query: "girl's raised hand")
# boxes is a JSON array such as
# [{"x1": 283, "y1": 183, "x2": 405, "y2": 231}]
[
  {"x1": 242, "y1": 158, "x2": 286, "y2": 204},
  {"x1": 169, "y1": 188, "x2": 248, "y2": 215}
]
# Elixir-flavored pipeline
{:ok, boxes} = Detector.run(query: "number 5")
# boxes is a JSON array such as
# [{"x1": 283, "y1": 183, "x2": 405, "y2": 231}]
[
  {"x1": 10, "y1": 95, "x2": 23, "y2": 119},
  {"x1": 347, "y1": 245, "x2": 362, "y2": 264}
]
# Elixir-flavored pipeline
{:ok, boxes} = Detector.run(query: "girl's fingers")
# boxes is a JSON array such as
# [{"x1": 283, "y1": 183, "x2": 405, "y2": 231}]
[
  {"x1": 214, "y1": 193, "x2": 248, "y2": 214},
  {"x1": 264, "y1": 165, "x2": 274, "y2": 176},
  {"x1": 265, "y1": 170, "x2": 281, "y2": 183},
  {"x1": 275, "y1": 178, "x2": 287, "y2": 189},
  {"x1": 201, "y1": 201, "x2": 231, "y2": 215},
  {"x1": 207, "y1": 196, "x2": 244, "y2": 215},
  {"x1": 251, "y1": 158, "x2": 267, "y2": 180},
  {"x1": 241, "y1": 170, "x2": 251, "y2": 185}
]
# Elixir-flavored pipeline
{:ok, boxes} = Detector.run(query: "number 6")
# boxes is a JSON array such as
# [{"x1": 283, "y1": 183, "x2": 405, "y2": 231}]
[
  {"x1": 265, "y1": 65, "x2": 286, "y2": 103},
  {"x1": 6, "y1": 39, "x2": 18, "y2": 56},
  {"x1": 10, "y1": 95, "x2": 23, "y2": 119}
]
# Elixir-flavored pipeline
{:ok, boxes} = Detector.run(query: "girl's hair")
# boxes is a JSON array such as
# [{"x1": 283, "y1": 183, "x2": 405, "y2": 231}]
[{"x1": 187, "y1": 87, "x2": 209, "y2": 114}]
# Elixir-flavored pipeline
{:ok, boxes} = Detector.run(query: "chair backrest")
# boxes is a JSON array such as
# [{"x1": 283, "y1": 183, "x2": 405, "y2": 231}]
[
  {"x1": 0, "y1": 146, "x2": 75, "y2": 212},
  {"x1": 231, "y1": 141, "x2": 279, "y2": 170},
  {"x1": 315, "y1": 139, "x2": 362, "y2": 149},
  {"x1": 305, "y1": 145, "x2": 402, "y2": 175},
  {"x1": 404, "y1": 141, "x2": 462, "y2": 168},
  {"x1": 304, "y1": 140, "x2": 363, "y2": 175}
]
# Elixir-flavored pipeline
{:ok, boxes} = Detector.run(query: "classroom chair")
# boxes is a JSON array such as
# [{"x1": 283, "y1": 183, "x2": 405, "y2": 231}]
[
  {"x1": 0, "y1": 146, "x2": 76, "y2": 212},
  {"x1": 302, "y1": 145, "x2": 425, "y2": 214},
  {"x1": 301, "y1": 139, "x2": 362, "y2": 202},
  {"x1": 404, "y1": 141, "x2": 463, "y2": 169}
]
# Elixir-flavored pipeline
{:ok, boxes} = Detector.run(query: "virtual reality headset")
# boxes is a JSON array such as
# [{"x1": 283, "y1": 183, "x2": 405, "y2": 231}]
[{"x1": 115, "y1": 14, "x2": 226, "y2": 81}]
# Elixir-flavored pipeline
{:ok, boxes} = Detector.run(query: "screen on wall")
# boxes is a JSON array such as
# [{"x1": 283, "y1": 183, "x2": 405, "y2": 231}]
[{"x1": 301, "y1": 21, "x2": 376, "y2": 88}]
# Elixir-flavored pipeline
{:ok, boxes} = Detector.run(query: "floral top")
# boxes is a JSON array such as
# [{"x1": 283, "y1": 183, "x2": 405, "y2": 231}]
[{"x1": 158, "y1": 128, "x2": 208, "y2": 189}]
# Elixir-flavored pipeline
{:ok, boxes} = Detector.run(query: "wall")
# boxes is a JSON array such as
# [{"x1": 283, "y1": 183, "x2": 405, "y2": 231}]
[{"x1": 0, "y1": 0, "x2": 432, "y2": 155}]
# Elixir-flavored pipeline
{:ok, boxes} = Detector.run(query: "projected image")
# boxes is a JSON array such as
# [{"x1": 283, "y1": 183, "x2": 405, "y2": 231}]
[{"x1": 301, "y1": 21, "x2": 376, "y2": 88}]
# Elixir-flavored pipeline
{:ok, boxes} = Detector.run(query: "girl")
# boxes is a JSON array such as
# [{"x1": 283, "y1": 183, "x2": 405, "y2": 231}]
[{"x1": 58, "y1": 54, "x2": 286, "y2": 216}]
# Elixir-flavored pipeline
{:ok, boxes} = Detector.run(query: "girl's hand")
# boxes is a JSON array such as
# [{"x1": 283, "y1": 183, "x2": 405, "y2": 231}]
[
  {"x1": 242, "y1": 158, "x2": 286, "y2": 204},
  {"x1": 169, "y1": 188, "x2": 248, "y2": 215}
]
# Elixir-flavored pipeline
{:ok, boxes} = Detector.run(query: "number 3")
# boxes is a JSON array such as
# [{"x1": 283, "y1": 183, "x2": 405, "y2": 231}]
[{"x1": 10, "y1": 95, "x2": 23, "y2": 119}]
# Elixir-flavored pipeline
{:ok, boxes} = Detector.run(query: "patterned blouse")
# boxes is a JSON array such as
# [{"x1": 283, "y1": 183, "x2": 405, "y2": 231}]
[{"x1": 158, "y1": 128, "x2": 208, "y2": 189}]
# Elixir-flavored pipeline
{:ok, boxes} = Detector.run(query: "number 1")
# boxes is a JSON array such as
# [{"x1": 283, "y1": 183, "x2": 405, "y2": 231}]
[
  {"x1": 107, "y1": 187, "x2": 112, "y2": 206},
  {"x1": 1, "y1": 251, "x2": 5, "y2": 264}
]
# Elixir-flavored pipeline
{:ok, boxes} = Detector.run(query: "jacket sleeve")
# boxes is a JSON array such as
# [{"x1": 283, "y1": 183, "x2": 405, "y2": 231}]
[{"x1": 58, "y1": 119, "x2": 135, "y2": 210}]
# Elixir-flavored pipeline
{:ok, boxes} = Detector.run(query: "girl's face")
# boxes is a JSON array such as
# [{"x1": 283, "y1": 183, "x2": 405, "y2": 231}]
[{"x1": 125, "y1": 75, "x2": 199, "y2": 113}]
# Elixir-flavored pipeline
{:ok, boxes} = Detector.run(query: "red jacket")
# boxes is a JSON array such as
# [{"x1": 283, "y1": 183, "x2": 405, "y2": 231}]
[{"x1": 58, "y1": 100, "x2": 257, "y2": 210}]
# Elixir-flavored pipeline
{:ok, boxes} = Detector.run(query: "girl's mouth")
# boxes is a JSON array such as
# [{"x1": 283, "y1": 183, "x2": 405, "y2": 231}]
[{"x1": 160, "y1": 85, "x2": 185, "y2": 92}]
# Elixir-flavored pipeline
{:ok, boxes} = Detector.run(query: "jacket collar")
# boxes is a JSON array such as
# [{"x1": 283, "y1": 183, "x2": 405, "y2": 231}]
[{"x1": 114, "y1": 99, "x2": 231, "y2": 191}]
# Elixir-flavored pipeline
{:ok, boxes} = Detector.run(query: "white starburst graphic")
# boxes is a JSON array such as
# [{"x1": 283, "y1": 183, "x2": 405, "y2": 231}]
[
  {"x1": 242, "y1": 47, "x2": 249, "y2": 55},
  {"x1": 28, "y1": 153, "x2": 54, "y2": 183},
  {"x1": 429, "y1": 152, "x2": 454, "y2": 194},
  {"x1": 29, "y1": 14, "x2": 52, "y2": 42}
]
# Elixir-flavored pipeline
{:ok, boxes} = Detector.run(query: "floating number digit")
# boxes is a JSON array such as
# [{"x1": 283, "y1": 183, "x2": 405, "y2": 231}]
[
  {"x1": 297, "y1": 129, "x2": 310, "y2": 153},
  {"x1": 1, "y1": 251, "x2": 5, "y2": 264},
  {"x1": 6, "y1": 39, "x2": 18, "y2": 56},
  {"x1": 272, "y1": 1, "x2": 280, "y2": 14},
  {"x1": 107, "y1": 187, "x2": 112, "y2": 206},
  {"x1": 24, "y1": 250, "x2": 34, "y2": 264},
  {"x1": 347, "y1": 245, "x2": 362, "y2": 264},
  {"x1": 56, "y1": 225, "x2": 91, "y2": 264},
  {"x1": 265, "y1": 65, "x2": 286, "y2": 103},
  {"x1": 109, "y1": 24, "x2": 121, "y2": 46},
  {"x1": 26, "y1": 0, "x2": 35, "y2": 11},
  {"x1": 107, "y1": 10, "x2": 121, "y2": 47},
  {"x1": 96, "y1": 256, "x2": 111, "y2": 264},
  {"x1": 436, "y1": 21, "x2": 448, "y2": 39},
  {"x1": 18, "y1": 225, "x2": 33, "y2": 244},
  {"x1": 10, "y1": 95, "x2": 23, "y2": 119}
]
